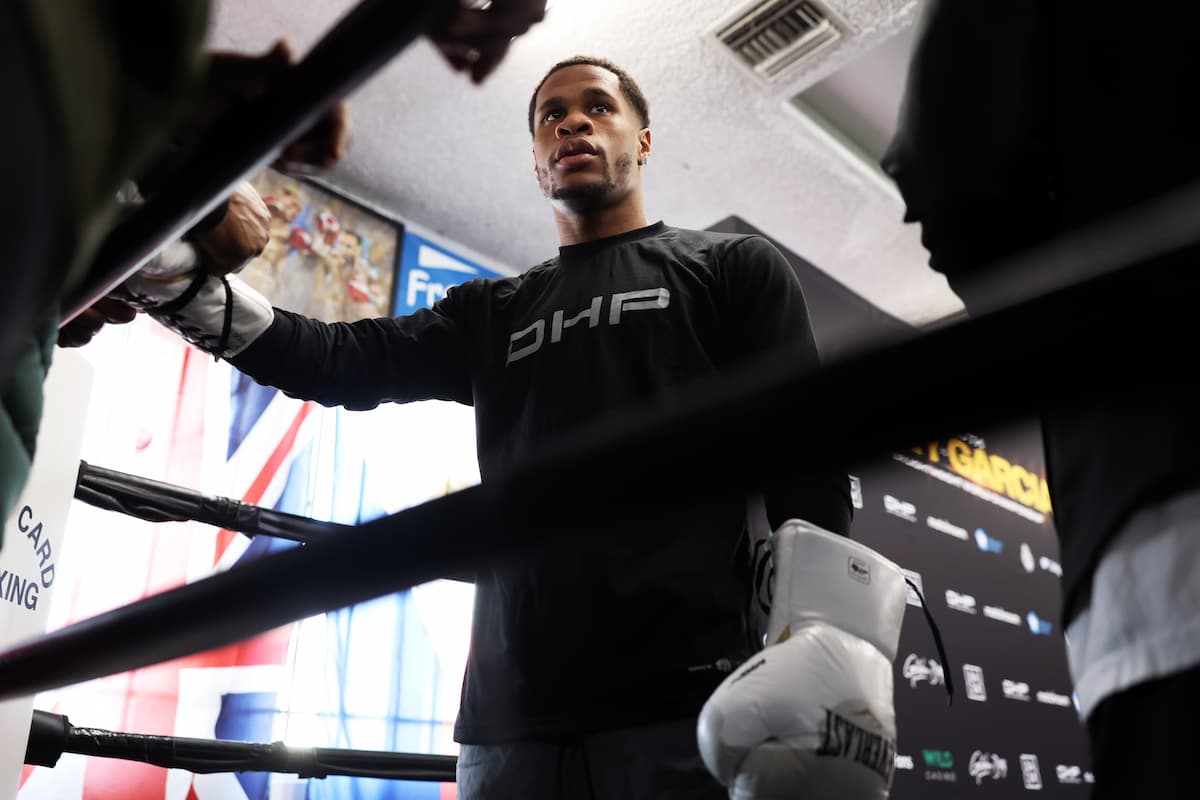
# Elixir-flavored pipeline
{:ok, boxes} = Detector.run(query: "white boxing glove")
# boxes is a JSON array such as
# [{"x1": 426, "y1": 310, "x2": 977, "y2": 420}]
[
  {"x1": 111, "y1": 180, "x2": 274, "y2": 360},
  {"x1": 697, "y1": 520, "x2": 907, "y2": 800},
  {"x1": 122, "y1": 268, "x2": 274, "y2": 360}
]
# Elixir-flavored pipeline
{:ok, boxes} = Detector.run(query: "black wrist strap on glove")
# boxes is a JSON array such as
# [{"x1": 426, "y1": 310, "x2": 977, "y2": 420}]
[
  {"x1": 151, "y1": 268, "x2": 209, "y2": 315},
  {"x1": 217, "y1": 275, "x2": 234, "y2": 361},
  {"x1": 905, "y1": 577, "x2": 955, "y2": 706}
]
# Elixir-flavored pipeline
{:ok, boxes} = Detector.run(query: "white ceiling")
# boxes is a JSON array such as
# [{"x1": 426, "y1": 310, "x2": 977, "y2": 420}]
[{"x1": 208, "y1": 0, "x2": 964, "y2": 326}]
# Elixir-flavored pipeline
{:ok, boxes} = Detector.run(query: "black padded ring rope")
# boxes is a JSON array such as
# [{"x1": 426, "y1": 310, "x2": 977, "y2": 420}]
[
  {"x1": 75, "y1": 460, "x2": 351, "y2": 543},
  {"x1": 0, "y1": 185, "x2": 1195, "y2": 702},
  {"x1": 25, "y1": 710, "x2": 457, "y2": 782}
]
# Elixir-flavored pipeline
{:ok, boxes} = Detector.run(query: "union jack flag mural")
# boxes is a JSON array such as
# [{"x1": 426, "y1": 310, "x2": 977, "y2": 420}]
[{"x1": 19, "y1": 318, "x2": 477, "y2": 800}]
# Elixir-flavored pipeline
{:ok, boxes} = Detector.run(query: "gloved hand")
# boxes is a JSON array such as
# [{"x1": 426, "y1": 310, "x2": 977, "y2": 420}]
[
  {"x1": 697, "y1": 520, "x2": 907, "y2": 800},
  {"x1": 113, "y1": 180, "x2": 273, "y2": 359},
  {"x1": 189, "y1": 180, "x2": 271, "y2": 276}
]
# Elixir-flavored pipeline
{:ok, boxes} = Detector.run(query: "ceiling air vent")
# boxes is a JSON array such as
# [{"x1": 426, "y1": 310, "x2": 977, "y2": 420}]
[{"x1": 715, "y1": 0, "x2": 843, "y2": 80}]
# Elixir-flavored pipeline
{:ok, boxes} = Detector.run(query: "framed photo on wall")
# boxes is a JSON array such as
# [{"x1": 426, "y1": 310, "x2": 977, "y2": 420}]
[{"x1": 241, "y1": 169, "x2": 403, "y2": 323}]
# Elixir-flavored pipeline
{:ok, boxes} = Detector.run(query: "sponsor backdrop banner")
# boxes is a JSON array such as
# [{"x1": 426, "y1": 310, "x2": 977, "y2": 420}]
[
  {"x1": 728, "y1": 222, "x2": 1094, "y2": 794},
  {"x1": 850, "y1": 422, "x2": 1093, "y2": 795},
  {"x1": 393, "y1": 231, "x2": 505, "y2": 318}
]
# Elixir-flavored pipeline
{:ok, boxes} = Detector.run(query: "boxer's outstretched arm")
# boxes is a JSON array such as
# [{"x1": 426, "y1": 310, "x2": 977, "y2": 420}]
[
  {"x1": 234, "y1": 303, "x2": 474, "y2": 410},
  {"x1": 124, "y1": 268, "x2": 477, "y2": 411}
]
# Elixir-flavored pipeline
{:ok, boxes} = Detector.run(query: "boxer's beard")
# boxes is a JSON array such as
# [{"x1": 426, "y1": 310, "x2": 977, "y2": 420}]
[{"x1": 539, "y1": 152, "x2": 636, "y2": 211}]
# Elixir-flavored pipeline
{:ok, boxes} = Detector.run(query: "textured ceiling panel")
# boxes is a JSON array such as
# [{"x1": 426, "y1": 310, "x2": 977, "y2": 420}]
[{"x1": 207, "y1": 0, "x2": 963, "y2": 325}]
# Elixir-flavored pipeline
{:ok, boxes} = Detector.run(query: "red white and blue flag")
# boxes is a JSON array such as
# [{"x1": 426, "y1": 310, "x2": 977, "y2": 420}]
[{"x1": 19, "y1": 319, "x2": 474, "y2": 800}]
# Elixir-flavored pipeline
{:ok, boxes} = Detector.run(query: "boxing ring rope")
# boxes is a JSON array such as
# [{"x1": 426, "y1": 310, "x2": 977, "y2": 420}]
[
  {"x1": 2, "y1": 170, "x2": 1197, "y2": 703},
  {"x1": 10, "y1": 5, "x2": 1198, "y2": 790},
  {"x1": 75, "y1": 461, "x2": 350, "y2": 543},
  {"x1": 25, "y1": 710, "x2": 457, "y2": 782},
  {"x1": 61, "y1": 0, "x2": 462, "y2": 324}
]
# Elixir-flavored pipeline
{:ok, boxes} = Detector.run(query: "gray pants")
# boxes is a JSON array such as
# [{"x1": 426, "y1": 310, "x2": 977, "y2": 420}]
[{"x1": 456, "y1": 717, "x2": 727, "y2": 799}]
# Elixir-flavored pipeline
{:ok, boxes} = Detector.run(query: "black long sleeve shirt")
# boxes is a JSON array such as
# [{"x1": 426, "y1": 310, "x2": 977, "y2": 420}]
[{"x1": 234, "y1": 222, "x2": 850, "y2": 742}]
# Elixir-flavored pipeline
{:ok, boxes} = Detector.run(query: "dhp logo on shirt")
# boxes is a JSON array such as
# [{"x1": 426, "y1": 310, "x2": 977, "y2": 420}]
[{"x1": 506, "y1": 288, "x2": 670, "y2": 365}]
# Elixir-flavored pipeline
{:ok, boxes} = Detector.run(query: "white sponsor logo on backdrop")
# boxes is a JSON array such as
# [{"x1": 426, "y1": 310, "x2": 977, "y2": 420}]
[
  {"x1": 1020, "y1": 542, "x2": 1036, "y2": 573},
  {"x1": 1027, "y1": 610, "x2": 1054, "y2": 636},
  {"x1": 926, "y1": 515, "x2": 969, "y2": 540},
  {"x1": 963, "y1": 664, "x2": 988, "y2": 702},
  {"x1": 1056, "y1": 764, "x2": 1083, "y2": 784},
  {"x1": 1019, "y1": 754, "x2": 1043, "y2": 790},
  {"x1": 1039, "y1": 556, "x2": 1063, "y2": 576},
  {"x1": 969, "y1": 751, "x2": 1008, "y2": 784},
  {"x1": 974, "y1": 528, "x2": 1004, "y2": 553},
  {"x1": 1002, "y1": 679, "x2": 1032, "y2": 701},
  {"x1": 983, "y1": 605, "x2": 1022, "y2": 625},
  {"x1": 946, "y1": 589, "x2": 977, "y2": 614},
  {"x1": 1036, "y1": 691, "x2": 1073, "y2": 707},
  {"x1": 849, "y1": 475, "x2": 863, "y2": 510},
  {"x1": 902, "y1": 654, "x2": 945, "y2": 688},
  {"x1": 884, "y1": 495, "x2": 918, "y2": 522}
]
